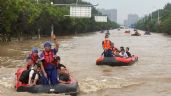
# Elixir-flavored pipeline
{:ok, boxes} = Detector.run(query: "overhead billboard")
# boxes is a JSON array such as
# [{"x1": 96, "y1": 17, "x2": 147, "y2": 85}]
[
  {"x1": 95, "y1": 16, "x2": 108, "y2": 22},
  {"x1": 70, "y1": 6, "x2": 92, "y2": 18}
]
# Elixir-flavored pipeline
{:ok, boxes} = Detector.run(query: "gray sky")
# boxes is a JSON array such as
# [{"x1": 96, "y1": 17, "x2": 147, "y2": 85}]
[{"x1": 83, "y1": 0, "x2": 171, "y2": 24}]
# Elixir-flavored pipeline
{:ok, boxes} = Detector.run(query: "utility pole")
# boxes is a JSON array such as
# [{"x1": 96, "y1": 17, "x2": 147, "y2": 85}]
[
  {"x1": 38, "y1": 28, "x2": 40, "y2": 39},
  {"x1": 51, "y1": 2, "x2": 54, "y2": 38},
  {"x1": 157, "y1": 10, "x2": 160, "y2": 25},
  {"x1": 36, "y1": 0, "x2": 40, "y2": 39},
  {"x1": 157, "y1": 10, "x2": 160, "y2": 32},
  {"x1": 74, "y1": 0, "x2": 79, "y2": 35},
  {"x1": 51, "y1": 24, "x2": 54, "y2": 37}
]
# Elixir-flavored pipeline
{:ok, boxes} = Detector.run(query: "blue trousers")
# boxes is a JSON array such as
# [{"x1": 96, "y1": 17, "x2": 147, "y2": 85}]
[
  {"x1": 104, "y1": 49, "x2": 113, "y2": 57},
  {"x1": 40, "y1": 64, "x2": 58, "y2": 85}
]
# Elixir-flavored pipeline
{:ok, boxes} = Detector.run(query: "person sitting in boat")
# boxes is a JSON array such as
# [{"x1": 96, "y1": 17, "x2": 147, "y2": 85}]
[
  {"x1": 111, "y1": 43, "x2": 119, "y2": 55},
  {"x1": 28, "y1": 62, "x2": 42, "y2": 86},
  {"x1": 19, "y1": 47, "x2": 41, "y2": 86},
  {"x1": 119, "y1": 46, "x2": 124, "y2": 52},
  {"x1": 55, "y1": 56, "x2": 70, "y2": 84},
  {"x1": 26, "y1": 47, "x2": 40, "y2": 69},
  {"x1": 119, "y1": 48, "x2": 128, "y2": 58},
  {"x1": 39, "y1": 40, "x2": 60, "y2": 85},
  {"x1": 102, "y1": 35, "x2": 113, "y2": 57},
  {"x1": 132, "y1": 30, "x2": 141, "y2": 36},
  {"x1": 126, "y1": 47, "x2": 132, "y2": 57},
  {"x1": 114, "y1": 50, "x2": 122, "y2": 57}
]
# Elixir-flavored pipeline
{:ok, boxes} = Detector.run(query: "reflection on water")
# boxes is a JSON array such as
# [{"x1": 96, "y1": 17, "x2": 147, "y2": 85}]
[{"x1": 0, "y1": 29, "x2": 171, "y2": 96}]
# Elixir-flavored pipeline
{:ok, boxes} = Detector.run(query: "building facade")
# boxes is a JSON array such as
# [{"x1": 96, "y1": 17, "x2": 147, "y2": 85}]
[
  {"x1": 124, "y1": 14, "x2": 139, "y2": 27},
  {"x1": 98, "y1": 9, "x2": 117, "y2": 23}
]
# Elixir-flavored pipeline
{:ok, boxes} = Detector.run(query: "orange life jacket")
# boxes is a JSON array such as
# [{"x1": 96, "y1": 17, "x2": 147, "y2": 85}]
[
  {"x1": 103, "y1": 40, "x2": 111, "y2": 50},
  {"x1": 42, "y1": 50, "x2": 59, "y2": 68},
  {"x1": 43, "y1": 50, "x2": 54, "y2": 64}
]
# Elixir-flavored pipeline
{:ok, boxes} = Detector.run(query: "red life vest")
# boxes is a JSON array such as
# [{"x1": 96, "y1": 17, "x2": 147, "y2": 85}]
[
  {"x1": 103, "y1": 40, "x2": 111, "y2": 50},
  {"x1": 43, "y1": 50, "x2": 54, "y2": 64},
  {"x1": 31, "y1": 54, "x2": 39, "y2": 64},
  {"x1": 42, "y1": 50, "x2": 59, "y2": 68},
  {"x1": 26, "y1": 53, "x2": 39, "y2": 70}
]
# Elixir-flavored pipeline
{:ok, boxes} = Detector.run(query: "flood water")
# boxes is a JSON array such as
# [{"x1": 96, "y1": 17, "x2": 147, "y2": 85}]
[{"x1": 0, "y1": 29, "x2": 171, "y2": 96}]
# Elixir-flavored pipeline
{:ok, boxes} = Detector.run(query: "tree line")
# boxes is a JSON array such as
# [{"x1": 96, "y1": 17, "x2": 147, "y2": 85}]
[
  {"x1": 135, "y1": 3, "x2": 171, "y2": 35},
  {"x1": 0, "y1": 0, "x2": 119, "y2": 42}
]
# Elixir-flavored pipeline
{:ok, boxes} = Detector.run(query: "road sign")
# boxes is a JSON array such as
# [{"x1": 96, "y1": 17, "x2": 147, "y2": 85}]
[
  {"x1": 95, "y1": 16, "x2": 107, "y2": 22},
  {"x1": 70, "y1": 6, "x2": 92, "y2": 18}
]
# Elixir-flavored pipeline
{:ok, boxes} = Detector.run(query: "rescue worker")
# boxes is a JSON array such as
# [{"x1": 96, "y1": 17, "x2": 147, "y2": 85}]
[
  {"x1": 40, "y1": 36, "x2": 60, "y2": 85},
  {"x1": 102, "y1": 35, "x2": 113, "y2": 57}
]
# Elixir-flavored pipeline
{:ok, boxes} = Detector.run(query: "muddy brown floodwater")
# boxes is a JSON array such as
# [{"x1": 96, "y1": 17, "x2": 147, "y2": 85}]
[{"x1": 0, "y1": 29, "x2": 171, "y2": 96}]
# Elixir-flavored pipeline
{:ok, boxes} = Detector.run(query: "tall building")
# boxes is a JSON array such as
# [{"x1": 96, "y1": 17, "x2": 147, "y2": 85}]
[
  {"x1": 98, "y1": 9, "x2": 117, "y2": 23},
  {"x1": 124, "y1": 14, "x2": 139, "y2": 27}
]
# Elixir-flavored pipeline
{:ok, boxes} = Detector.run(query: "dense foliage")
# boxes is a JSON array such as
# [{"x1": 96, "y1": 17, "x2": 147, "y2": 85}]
[
  {"x1": 135, "y1": 3, "x2": 171, "y2": 35},
  {"x1": 0, "y1": 0, "x2": 119, "y2": 42}
]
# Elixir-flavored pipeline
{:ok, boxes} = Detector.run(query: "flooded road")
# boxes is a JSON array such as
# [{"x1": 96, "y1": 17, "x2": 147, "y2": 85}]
[{"x1": 0, "y1": 29, "x2": 171, "y2": 96}]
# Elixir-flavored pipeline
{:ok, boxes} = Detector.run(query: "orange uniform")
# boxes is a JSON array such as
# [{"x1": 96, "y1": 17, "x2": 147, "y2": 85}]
[{"x1": 102, "y1": 40, "x2": 111, "y2": 50}]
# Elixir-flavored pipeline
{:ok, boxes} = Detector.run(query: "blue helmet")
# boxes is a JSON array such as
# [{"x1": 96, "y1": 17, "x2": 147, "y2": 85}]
[
  {"x1": 32, "y1": 47, "x2": 38, "y2": 53},
  {"x1": 44, "y1": 41, "x2": 52, "y2": 47}
]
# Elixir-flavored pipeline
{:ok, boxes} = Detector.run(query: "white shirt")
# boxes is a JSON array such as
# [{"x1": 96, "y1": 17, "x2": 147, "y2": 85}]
[{"x1": 119, "y1": 52, "x2": 128, "y2": 58}]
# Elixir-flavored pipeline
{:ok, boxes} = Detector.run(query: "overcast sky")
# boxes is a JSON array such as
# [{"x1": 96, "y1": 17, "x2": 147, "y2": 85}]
[{"x1": 83, "y1": 0, "x2": 171, "y2": 24}]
